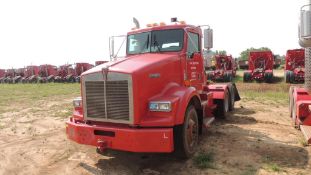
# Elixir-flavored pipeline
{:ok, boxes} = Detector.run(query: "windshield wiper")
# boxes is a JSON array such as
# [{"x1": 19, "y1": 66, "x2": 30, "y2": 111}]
[{"x1": 153, "y1": 35, "x2": 162, "y2": 52}]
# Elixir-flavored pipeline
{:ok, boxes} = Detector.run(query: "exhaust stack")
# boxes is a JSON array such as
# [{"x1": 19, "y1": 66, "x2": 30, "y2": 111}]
[{"x1": 299, "y1": 1, "x2": 311, "y2": 92}]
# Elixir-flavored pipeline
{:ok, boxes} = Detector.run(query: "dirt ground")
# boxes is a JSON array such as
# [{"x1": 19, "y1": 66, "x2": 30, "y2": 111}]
[{"x1": 0, "y1": 74, "x2": 311, "y2": 175}]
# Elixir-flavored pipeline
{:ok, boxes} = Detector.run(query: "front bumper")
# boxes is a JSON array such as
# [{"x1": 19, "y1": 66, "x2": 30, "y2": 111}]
[{"x1": 66, "y1": 118, "x2": 174, "y2": 153}]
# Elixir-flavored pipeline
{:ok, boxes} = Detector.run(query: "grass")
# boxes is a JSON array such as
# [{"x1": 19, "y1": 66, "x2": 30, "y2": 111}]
[
  {"x1": 193, "y1": 151, "x2": 215, "y2": 169},
  {"x1": 236, "y1": 82, "x2": 290, "y2": 104},
  {"x1": 0, "y1": 83, "x2": 80, "y2": 109},
  {"x1": 0, "y1": 83, "x2": 80, "y2": 118},
  {"x1": 264, "y1": 162, "x2": 281, "y2": 172}
]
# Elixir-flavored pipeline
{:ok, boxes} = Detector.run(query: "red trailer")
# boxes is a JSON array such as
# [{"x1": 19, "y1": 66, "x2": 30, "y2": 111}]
[
  {"x1": 207, "y1": 54, "x2": 236, "y2": 82},
  {"x1": 285, "y1": 49, "x2": 305, "y2": 83},
  {"x1": 74, "y1": 63, "x2": 94, "y2": 83},
  {"x1": 65, "y1": 19, "x2": 240, "y2": 158},
  {"x1": 23, "y1": 66, "x2": 40, "y2": 83},
  {"x1": 95, "y1": 61, "x2": 108, "y2": 66},
  {"x1": 243, "y1": 51, "x2": 274, "y2": 83},
  {"x1": 38, "y1": 64, "x2": 58, "y2": 83}
]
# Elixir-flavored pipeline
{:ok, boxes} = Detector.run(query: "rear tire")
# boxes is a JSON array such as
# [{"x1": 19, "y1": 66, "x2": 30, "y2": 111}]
[
  {"x1": 174, "y1": 105, "x2": 199, "y2": 159},
  {"x1": 243, "y1": 72, "x2": 251, "y2": 82},
  {"x1": 289, "y1": 71, "x2": 294, "y2": 84},
  {"x1": 229, "y1": 89, "x2": 235, "y2": 111},
  {"x1": 285, "y1": 71, "x2": 290, "y2": 83},
  {"x1": 214, "y1": 91, "x2": 229, "y2": 119}
]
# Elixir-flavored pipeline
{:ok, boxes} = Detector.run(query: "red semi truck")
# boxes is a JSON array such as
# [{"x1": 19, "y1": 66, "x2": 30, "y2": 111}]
[
  {"x1": 23, "y1": 66, "x2": 40, "y2": 83},
  {"x1": 207, "y1": 54, "x2": 236, "y2": 82},
  {"x1": 285, "y1": 49, "x2": 305, "y2": 83},
  {"x1": 38, "y1": 64, "x2": 58, "y2": 83},
  {"x1": 243, "y1": 51, "x2": 274, "y2": 83},
  {"x1": 66, "y1": 20, "x2": 240, "y2": 158}
]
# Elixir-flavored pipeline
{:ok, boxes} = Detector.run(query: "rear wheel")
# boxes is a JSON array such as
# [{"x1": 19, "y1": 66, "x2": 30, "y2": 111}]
[
  {"x1": 174, "y1": 105, "x2": 199, "y2": 159},
  {"x1": 285, "y1": 71, "x2": 290, "y2": 83},
  {"x1": 289, "y1": 71, "x2": 294, "y2": 83},
  {"x1": 243, "y1": 72, "x2": 251, "y2": 82},
  {"x1": 229, "y1": 89, "x2": 235, "y2": 111},
  {"x1": 214, "y1": 91, "x2": 229, "y2": 119},
  {"x1": 264, "y1": 72, "x2": 273, "y2": 83},
  {"x1": 224, "y1": 72, "x2": 232, "y2": 82}
]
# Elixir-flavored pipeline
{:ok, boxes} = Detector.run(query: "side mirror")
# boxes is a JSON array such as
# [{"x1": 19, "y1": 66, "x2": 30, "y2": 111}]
[
  {"x1": 204, "y1": 28, "x2": 213, "y2": 50},
  {"x1": 109, "y1": 36, "x2": 115, "y2": 60}
]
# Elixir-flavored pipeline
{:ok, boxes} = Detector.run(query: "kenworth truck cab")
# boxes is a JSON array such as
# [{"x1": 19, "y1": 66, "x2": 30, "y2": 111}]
[{"x1": 66, "y1": 20, "x2": 240, "y2": 158}]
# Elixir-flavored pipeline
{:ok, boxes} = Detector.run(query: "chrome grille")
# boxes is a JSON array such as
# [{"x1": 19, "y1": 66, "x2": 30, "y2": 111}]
[
  {"x1": 106, "y1": 81, "x2": 130, "y2": 120},
  {"x1": 84, "y1": 79, "x2": 130, "y2": 122},
  {"x1": 85, "y1": 81, "x2": 106, "y2": 118}
]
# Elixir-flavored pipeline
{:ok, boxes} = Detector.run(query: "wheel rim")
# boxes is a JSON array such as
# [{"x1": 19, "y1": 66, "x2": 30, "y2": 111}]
[{"x1": 186, "y1": 113, "x2": 198, "y2": 152}]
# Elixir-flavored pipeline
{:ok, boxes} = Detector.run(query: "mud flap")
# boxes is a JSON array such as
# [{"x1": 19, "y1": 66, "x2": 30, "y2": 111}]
[{"x1": 228, "y1": 83, "x2": 240, "y2": 102}]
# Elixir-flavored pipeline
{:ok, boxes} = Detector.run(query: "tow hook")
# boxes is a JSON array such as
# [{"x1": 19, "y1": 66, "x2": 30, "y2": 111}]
[{"x1": 96, "y1": 140, "x2": 108, "y2": 154}]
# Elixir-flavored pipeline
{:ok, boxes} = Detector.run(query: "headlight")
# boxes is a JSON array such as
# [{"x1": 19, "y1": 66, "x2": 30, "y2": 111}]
[
  {"x1": 73, "y1": 97, "x2": 82, "y2": 108},
  {"x1": 149, "y1": 101, "x2": 171, "y2": 112}
]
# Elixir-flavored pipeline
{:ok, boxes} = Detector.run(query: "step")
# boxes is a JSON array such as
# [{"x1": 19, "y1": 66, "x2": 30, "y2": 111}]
[
  {"x1": 300, "y1": 125, "x2": 311, "y2": 144},
  {"x1": 203, "y1": 117, "x2": 215, "y2": 128}
]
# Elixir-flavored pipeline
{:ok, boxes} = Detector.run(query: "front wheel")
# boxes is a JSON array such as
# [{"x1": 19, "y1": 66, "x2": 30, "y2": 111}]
[{"x1": 174, "y1": 105, "x2": 199, "y2": 159}]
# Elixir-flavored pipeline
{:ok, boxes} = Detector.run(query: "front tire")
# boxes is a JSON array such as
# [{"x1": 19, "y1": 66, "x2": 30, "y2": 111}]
[{"x1": 174, "y1": 105, "x2": 199, "y2": 159}]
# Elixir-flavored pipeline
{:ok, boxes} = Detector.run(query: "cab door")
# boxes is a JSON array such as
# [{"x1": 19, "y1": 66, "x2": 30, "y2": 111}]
[{"x1": 186, "y1": 31, "x2": 204, "y2": 91}]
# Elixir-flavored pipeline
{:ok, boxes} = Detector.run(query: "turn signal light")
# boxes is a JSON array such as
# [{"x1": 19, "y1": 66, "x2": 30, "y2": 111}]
[{"x1": 184, "y1": 80, "x2": 191, "y2": 87}]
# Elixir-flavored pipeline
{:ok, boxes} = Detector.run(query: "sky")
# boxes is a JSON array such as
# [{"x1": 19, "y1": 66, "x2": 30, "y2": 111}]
[{"x1": 0, "y1": 0, "x2": 308, "y2": 69}]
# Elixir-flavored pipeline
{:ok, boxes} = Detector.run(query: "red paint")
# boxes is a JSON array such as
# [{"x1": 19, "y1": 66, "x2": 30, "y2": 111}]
[
  {"x1": 66, "y1": 118, "x2": 174, "y2": 153},
  {"x1": 66, "y1": 23, "x2": 239, "y2": 153},
  {"x1": 244, "y1": 51, "x2": 274, "y2": 82},
  {"x1": 285, "y1": 49, "x2": 305, "y2": 83},
  {"x1": 207, "y1": 55, "x2": 237, "y2": 82}
]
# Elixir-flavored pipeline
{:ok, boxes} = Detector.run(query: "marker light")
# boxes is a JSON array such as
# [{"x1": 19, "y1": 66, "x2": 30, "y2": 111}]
[{"x1": 73, "y1": 97, "x2": 82, "y2": 108}]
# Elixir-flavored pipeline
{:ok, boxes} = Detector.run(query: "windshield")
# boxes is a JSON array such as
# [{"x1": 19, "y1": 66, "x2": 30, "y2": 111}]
[{"x1": 127, "y1": 29, "x2": 184, "y2": 55}]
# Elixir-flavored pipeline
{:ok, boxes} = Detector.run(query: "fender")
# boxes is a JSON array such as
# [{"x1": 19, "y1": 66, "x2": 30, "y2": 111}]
[
  {"x1": 142, "y1": 82, "x2": 201, "y2": 126},
  {"x1": 208, "y1": 84, "x2": 229, "y2": 100}
]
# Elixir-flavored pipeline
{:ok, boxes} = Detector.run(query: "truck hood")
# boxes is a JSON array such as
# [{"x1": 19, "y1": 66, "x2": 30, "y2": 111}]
[{"x1": 83, "y1": 53, "x2": 178, "y2": 75}]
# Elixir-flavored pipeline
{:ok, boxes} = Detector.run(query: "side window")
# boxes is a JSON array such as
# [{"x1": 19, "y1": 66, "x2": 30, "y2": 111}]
[{"x1": 187, "y1": 32, "x2": 199, "y2": 58}]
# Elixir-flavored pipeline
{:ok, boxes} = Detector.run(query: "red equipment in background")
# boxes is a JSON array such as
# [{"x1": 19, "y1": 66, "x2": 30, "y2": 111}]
[
  {"x1": 3, "y1": 69, "x2": 16, "y2": 83},
  {"x1": 207, "y1": 55, "x2": 236, "y2": 82},
  {"x1": 74, "y1": 63, "x2": 94, "y2": 82},
  {"x1": 13, "y1": 68, "x2": 26, "y2": 83},
  {"x1": 243, "y1": 51, "x2": 274, "y2": 83},
  {"x1": 285, "y1": 49, "x2": 305, "y2": 83},
  {"x1": 95, "y1": 61, "x2": 108, "y2": 66},
  {"x1": 55, "y1": 64, "x2": 76, "y2": 83},
  {"x1": 0, "y1": 69, "x2": 6, "y2": 83},
  {"x1": 38, "y1": 64, "x2": 58, "y2": 83},
  {"x1": 23, "y1": 66, "x2": 40, "y2": 83},
  {"x1": 66, "y1": 19, "x2": 240, "y2": 158}
]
